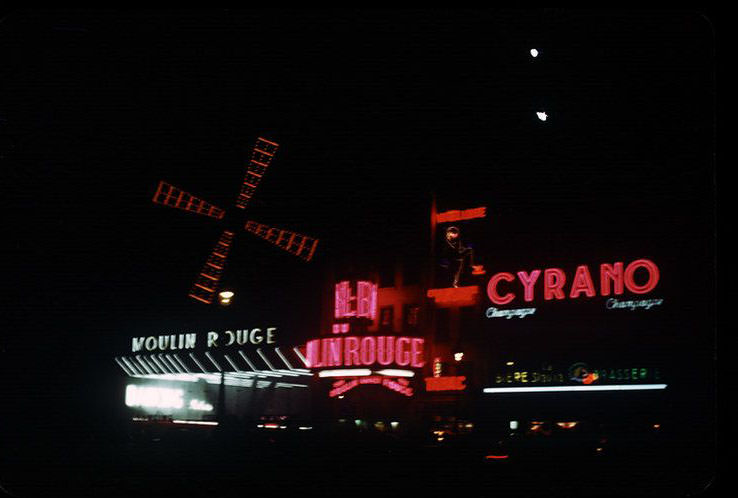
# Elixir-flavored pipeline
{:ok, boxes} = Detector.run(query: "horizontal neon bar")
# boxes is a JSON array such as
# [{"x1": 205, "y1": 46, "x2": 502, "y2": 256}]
[
  {"x1": 318, "y1": 369, "x2": 371, "y2": 378},
  {"x1": 436, "y1": 207, "x2": 486, "y2": 223},
  {"x1": 375, "y1": 369, "x2": 415, "y2": 377},
  {"x1": 485, "y1": 455, "x2": 509, "y2": 460},
  {"x1": 172, "y1": 420, "x2": 218, "y2": 426},
  {"x1": 482, "y1": 384, "x2": 667, "y2": 393}
]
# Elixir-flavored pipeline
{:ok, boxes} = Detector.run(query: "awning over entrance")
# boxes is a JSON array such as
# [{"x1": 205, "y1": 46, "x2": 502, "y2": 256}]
[{"x1": 114, "y1": 346, "x2": 313, "y2": 389}]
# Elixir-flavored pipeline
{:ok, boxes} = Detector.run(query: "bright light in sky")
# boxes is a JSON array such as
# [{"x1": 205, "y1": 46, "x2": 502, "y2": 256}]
[
  {"x1": 536, "y1": 112, "x2": 548, "y2": 121},
  {"x1": 530, "y1": 48, "x2": 539, "y2": 58}
]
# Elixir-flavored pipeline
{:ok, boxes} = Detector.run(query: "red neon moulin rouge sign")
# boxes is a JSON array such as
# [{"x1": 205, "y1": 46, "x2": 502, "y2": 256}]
[
  {"x1": 306, "y1": 336, "x2": 425, "y2": 369},
  {"x1": 486, "y1": 259, "x2": 660, "y2": 305}
]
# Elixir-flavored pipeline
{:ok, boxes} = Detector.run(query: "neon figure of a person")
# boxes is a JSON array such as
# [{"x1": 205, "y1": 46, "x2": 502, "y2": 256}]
[{"x1": 443, "y1": 226, "x2": 483, "y2": 288}]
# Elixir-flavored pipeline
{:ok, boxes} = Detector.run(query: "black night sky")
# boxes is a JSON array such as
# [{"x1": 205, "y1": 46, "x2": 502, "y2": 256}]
[{"x1": 1, "y1": 9, "x2": 715, "y2": 494}]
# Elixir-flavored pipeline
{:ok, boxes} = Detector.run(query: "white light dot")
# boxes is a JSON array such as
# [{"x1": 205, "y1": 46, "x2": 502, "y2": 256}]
[
  {"x1": 536, "y1": 112, "x2": 548, "y2": 121},
  {"x1": 530, "y1": 48, "x2": 539, "y2": 58}
]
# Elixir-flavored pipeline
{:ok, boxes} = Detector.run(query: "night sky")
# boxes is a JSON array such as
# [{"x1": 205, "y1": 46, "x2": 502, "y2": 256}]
[{"x1": 1, "y1": 10, "x2": 714, "y2": 440}]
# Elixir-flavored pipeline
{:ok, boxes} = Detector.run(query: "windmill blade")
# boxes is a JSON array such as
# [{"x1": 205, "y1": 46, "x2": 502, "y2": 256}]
[
  {"x1": 244, "y1": 220, "x2": 319, "y2": 262},
  {"x1": 235, "y1": 137, "x2": 279, "y2": 209},
  {"x1": 188, "y1": 230, "x2": 236, "y2": 304},
  {"x1": 153, "y1": 181, "x2": 226, "y2": 220}
]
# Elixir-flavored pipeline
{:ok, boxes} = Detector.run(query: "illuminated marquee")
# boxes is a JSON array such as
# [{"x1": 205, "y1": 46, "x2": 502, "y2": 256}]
[
  {"x1": 486, "y1": 259, "x2": 660, "y2": 305},
  {"x1": 306, "y1": 336, "x2": 425, "y2": 369}
]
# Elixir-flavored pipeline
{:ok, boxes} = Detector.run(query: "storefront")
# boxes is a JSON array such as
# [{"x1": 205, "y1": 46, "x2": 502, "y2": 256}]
[{"x1": 113, "y1": 326, "x2": 314, "y2": 433}]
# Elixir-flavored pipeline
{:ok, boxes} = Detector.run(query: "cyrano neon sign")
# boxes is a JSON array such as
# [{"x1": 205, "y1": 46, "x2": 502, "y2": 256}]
[{"x1": 486, "y1": 259, "x2": 659, "y2": 305}]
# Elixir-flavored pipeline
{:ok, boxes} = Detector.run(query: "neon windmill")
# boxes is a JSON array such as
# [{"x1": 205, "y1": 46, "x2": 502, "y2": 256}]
[{"x1": 152, "y1": 137, "x2": 319, "y2": 304}]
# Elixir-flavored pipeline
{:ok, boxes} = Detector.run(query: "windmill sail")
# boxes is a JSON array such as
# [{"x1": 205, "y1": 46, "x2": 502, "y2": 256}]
[
  {"x1": 244, "y1": 221, "x2": 319, "y2": 262},
  {"x1": 235, "y1": 137, "x2": 279, "y2": 209},
  {"x1": 152, "y1": 181, "x2": 226, "y2": 220},
  {"x1": 188, "y1": 230, "x2": 236, "y2": 304}
]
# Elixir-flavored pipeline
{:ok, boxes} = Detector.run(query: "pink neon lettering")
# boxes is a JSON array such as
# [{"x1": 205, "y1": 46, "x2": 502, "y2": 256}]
[
  {"x1": 377, "y1": 336, "x2": 394, "y2": 365},
  {"x1": 335, "y1": 281, "x2": 350, "y2": 319},
  {"x1": 600, "y1": 262, "x2": 624, "y2": 296},
  {"x1": 487, "y1": 272, "x2": 515, "y2": 305},
  {"x1": 360, "y1": 336, "x2": 376, "y2": 365},
  {"x1": 410, "y1": 338, "x2": 425, "y2": 368},
  {"x1": 395, "y1": 338, "x2": 411, "y2": 366},
  {"x1": 306, "y1": 339, "x2": 320, "y2": 368},
  {"x1": 344, "y1": 337, "x2": 360, "y2": 366},
  {"x1": 516, "y1": 270, "x2": 541, "y2": 302},
  {"x1": 569, "y1": 265, "x2": 596, "y2": 298},
  {"x1": 543, "y1": 268, "x2": 566, "y2": 300},
  {"x1": 327, "y1": 338, "x2": 342, "y2": 367},
  {"x1": 357, "y1": 281, "x2": 377, "y2": 319},
  {"x1": 624, "y1": 259, "x2": 659, "y2": 294}
]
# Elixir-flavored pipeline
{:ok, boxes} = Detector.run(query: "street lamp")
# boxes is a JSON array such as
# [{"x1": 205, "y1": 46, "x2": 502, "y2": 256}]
[{"x1": 218, "y1": 290, "x2": 234, "y2": 306}]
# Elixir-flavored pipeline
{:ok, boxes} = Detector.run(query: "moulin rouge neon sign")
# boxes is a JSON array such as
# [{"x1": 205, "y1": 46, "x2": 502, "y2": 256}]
[
  {"x1": 308, "y1": 280, "x2": 425, "y2": 398},
  {"x1": 306, "y1": 336, "x2": 425, "y2": 369},
  {"x1": 486, "y1": 259, "x2": 660, "y2": 306}
]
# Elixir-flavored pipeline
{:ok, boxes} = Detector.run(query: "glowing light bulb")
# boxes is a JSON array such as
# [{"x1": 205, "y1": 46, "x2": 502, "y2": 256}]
[
  {"x1": 530, "y1": 48, "x2": 539, "y2": 58},
  {"x1": 536, "y1": 112, "x2": 548, "y2": 121},
  {"x1": 218, "y1": 290, "x2": 234, "y2": 306},
  {"x1": 454, "y1": 352, "x2": 464, "y2": 362}
]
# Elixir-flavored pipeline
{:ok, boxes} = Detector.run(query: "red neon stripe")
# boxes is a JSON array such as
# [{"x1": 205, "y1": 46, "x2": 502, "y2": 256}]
[
  {"x1": 188, "y1": 294, "x2": 212, "y2": 304},
  {"x1": 153, "y1": 181, "x2": 164, "y2": 202},
  {"x1": 195, "y1": 283, "x2": 215, "y2": 292},
  {"x1": 306, "y1": 240, "x2": 319, "y2": 261},
  {"x1": 436, "y1": 207, "x2": 487, "y2": 223},
  {"x1": 485, "y1": 455, "x2": 509, "y2": 460},
  {"x1": 253, "y1": 148, "x2": 274, "y2": 157},
  {"x1": 257, "y1": 137, "x2": 278, "y2": 146}
]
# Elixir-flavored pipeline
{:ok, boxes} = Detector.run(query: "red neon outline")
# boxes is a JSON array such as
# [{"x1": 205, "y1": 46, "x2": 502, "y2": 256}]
[
  {"x1": 543, "y1": 268, "x2": 566, "y2": 300},
  {"x1": 516, "y1": 270, "x2": 541, "y2": 302},
  {"x1": 569, "y1": 264, "x2": 597, "y2": 298},
  {"x1": 600, "y1": 262, "x2": 624, "y2": 296},
  {"x1": 487, "y1": 273, "x2": 515, "y2": 305},
  {"x1": 624, "y1": 259, "x2": 659, "y2": 294}
]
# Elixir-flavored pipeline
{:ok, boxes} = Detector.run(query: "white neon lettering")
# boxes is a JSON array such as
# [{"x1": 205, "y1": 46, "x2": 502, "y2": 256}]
[{"x1": 250, "y1": 328, "x2": 263, "y2": 344}]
